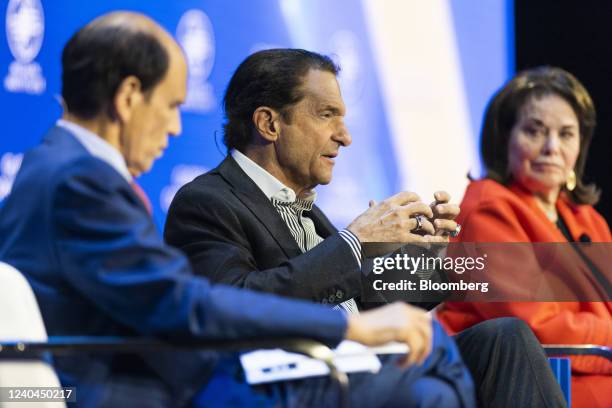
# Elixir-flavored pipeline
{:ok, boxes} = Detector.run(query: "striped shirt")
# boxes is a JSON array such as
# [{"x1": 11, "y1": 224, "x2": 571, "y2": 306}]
[{"x1": 232, "y1": 150, "x2": 361, "y2": 315}]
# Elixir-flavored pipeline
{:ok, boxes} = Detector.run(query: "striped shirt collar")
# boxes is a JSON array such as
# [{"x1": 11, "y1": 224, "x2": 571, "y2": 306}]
[
  {"x1": 56, "y1": 119, "x2": 131, "y2": 182},
  {"x1": 231, "y1": 149, "x2": 317, "y2": 205}
]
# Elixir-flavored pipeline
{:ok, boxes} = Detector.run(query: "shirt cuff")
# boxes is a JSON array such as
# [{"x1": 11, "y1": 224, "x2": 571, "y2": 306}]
[{"x1": 338, "y1": 229, "x2": 362, "y2": 269}]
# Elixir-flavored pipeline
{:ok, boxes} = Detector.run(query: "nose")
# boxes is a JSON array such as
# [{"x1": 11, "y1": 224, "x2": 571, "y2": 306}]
[
  {"x1": 333, "y1": 121, "x2": 352, "y2": 147},
  {"x1": 541, "y1": 133, "x2": 560, "y2": 155},
  {"x1": 168, "y1": 108, "x2": 182, "y2": 137}
]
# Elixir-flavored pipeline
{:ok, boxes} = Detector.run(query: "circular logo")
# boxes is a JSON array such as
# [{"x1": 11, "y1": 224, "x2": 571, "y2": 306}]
[
  {"x1": 176, "y1": 9, "x2": 215, "y2": 80},
  {"x1": 6, "y1": 0, "x2": 45, "y2": 64}
]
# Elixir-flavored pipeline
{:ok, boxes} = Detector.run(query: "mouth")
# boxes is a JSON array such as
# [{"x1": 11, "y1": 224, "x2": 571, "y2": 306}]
[
  {"x1": 532, "y1": 162, "x2": 563, "y2": 171},
  {"x1": 321, "y1": 154, "x2": 336, "y2": 166},
  {"x1": 321, "y1": 153, "x2": 337, "y2": 164}
]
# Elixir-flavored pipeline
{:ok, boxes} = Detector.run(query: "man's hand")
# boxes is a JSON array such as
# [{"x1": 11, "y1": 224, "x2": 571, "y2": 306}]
[
  {"x1": 345, "y1": 302, "x2": 433, "y2": 368},
  {"x1": 426, "y1": 191, "x2": 460, "y2": 243},
  {"x1": 347, "y1": 192, "x2": 435, "y2": 243}
]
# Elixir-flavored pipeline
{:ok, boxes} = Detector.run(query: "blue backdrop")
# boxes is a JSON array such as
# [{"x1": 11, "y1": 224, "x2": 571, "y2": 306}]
[{"x1": 0, "y1": 0, "x2": 513, "y2": 229}]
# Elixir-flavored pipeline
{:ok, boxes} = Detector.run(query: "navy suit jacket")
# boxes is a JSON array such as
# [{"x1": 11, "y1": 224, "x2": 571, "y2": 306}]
[
  {"x1": 164, "y1": 156, "x2": 378, "y2": 306},
  {"x1": 0, "y1": 127, "x2": 346, "y2": 406}
]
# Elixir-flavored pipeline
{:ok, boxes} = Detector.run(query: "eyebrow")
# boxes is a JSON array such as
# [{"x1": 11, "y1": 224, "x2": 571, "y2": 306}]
[
  {"x1": 319, "y1": 104, "x2": 344, "y2": 115},
  {"x1": 524, "y1": 117, "x2": 577, "y2": 128}
]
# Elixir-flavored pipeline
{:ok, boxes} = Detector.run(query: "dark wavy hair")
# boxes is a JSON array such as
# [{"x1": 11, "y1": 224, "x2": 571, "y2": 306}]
[
  {"x1": 222, "y1": 48, "x2": 339, "y2": 153},
  {"x1": 62, "y1": 22, "x2": 169, "y2": 119},
  {"x1": 480, "y1": 66, "x2": 600, "y2": 205}
]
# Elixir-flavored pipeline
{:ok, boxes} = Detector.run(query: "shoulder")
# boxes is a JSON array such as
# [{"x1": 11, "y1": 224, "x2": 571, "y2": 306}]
[
  {"x1": 49, "y1": 156, "x2": 154, "y2": 245},
  {"x1": 48, "y1": 154, "x2": 151, "y2": 230},
  {"x1": 166, "y1": 166, "x2": 247, "y2": 231},
  {"x1": 52, "y1": 155, "x2": 130, "y2": 195},
  {"x1": 169, "y1": 156, "x2": 261, "y2": 213},
  {"x1": 173, "y1": 156, "x2": 238, "y2": 200},
  {"x1": 457, "y1": 180, "x2": 533, "y2": 242},
  {"x1": 585, "y1": 207, "x2": 610, "y2": 231},
  {"x1": 460, "y1": 179, "x2": 526, "y2": 218},
  {"x1": 49, "y1": 157, "x2": 145, "y2": 227},
  {"x1": 171, "y1": 169, "x2": 232, "y2": 210},
  {"x1": 15, "y1": 141, "x2": 129, "y2": 203},
  {"x1": 562, "y1": 197, "x2": 612, "y2": 240}
]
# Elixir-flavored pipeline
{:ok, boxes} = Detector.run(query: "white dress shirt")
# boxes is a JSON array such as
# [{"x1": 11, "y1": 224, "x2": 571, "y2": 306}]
[
  {"x1": 56, "y1": 119, "x2": 131, "y2": 182},
  {"x1": 232, "y1": 149, "x2": 361, "y2": 314}
]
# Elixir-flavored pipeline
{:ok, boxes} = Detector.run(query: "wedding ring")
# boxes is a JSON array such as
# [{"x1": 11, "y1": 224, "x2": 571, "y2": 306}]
[
  {"x1": 449, "y1": 223, "x2": 462, "y2": 238},
  {"x1": 413, "y1": 215, "x2": 424, "y2": 232}
]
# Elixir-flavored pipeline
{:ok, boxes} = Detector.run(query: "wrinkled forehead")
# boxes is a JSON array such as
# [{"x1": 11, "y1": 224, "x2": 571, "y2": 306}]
[{"x1": 299, "y1": 70, "x2": 345, "y2": 112}]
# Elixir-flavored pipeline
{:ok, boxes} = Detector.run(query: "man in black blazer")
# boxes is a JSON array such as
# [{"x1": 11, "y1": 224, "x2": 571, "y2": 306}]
[
  {"x1": 164, "y1": 49, "x2": 567, "y2": 407},
  {"x1": 165, "y1": 50, "x2": 445, "y2": 311},
  {"x1": 167, "y1": 152, "x2": 375, "y2": 305}
]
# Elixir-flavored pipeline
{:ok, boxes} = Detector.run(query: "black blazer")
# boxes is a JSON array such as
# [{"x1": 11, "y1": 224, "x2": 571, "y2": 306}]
[{"x1": 164, "y1": 156, "x2": 370, "y2": 305}]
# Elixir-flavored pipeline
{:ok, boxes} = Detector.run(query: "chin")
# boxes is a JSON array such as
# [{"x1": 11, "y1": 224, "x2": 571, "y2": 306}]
[
  {"x1": 316, "y1": 175, "x2": 333, "y2": 186},
  {"x1": 523, "y1": 178, "x2": 563, "y2": 195},
  {"x1": 142, "y1": 164, "x2": 155, "y2": 175},
  {"x1": 132, "y1": 163, "x2": 153, "y2": 178}
]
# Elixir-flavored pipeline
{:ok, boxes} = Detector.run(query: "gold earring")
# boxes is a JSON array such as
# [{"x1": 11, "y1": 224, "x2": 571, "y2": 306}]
[{"x1": 566, "y1": 170, "x2": 576, "y2": 191}]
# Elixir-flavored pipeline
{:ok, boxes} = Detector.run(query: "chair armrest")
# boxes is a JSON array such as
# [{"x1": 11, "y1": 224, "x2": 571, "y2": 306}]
[
  {"x1": 0, "y1": 336, "x2": 349, "y2": 408},
  {"x1": 1, "y1": 336, "x2": 325, "y2": 355},
  {"x1": 543, "y1": 344, "x2": 612, "y2": 361}
]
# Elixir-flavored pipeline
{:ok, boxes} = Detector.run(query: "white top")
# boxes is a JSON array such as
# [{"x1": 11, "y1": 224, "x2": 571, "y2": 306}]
[
  {"x1": 230, "y1": 149, "x2": 362, "y2": 315},
  {"x1": 231, "y1": 149, "x2": 316, "y2": 203}
]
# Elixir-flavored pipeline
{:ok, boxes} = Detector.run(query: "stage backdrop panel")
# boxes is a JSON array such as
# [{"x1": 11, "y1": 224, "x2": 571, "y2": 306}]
[{"x1": 0, "y1": 0, "x2": 513, "y2": 229}]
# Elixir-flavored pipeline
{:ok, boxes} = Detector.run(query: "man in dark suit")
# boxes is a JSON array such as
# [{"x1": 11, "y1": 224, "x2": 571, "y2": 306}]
[
  {"x1": 164, "y1": 49, "x2": 568, "y2": 407},
  {"x1": 0, "y1": 12, "x2": 479, "y2": 407},
  {"x1": 165, "y1": 50, "x2": 446, "y2": 312}
]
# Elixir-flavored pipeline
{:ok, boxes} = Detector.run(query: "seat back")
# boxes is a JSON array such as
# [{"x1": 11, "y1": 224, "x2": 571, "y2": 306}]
[{"x1": 0, "y1": 262, "x2": 66, "y2": 408}]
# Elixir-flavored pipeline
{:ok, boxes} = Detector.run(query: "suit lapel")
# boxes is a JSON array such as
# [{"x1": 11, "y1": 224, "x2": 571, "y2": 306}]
[
  {"x1": 309, "y1": 205, "x2": 338, "y2": 238},
  {"x1": 216, "y1": 156, "x2": 303, "y2": 258}
]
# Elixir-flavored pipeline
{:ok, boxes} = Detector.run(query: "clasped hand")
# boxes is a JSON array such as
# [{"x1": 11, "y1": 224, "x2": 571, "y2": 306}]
[{"x1": 347, "y1": 190, "x2": 460, "y2": 244}]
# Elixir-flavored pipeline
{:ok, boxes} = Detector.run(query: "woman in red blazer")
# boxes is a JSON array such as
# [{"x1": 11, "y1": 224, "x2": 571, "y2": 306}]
[{"x1": 437, "y1": 67, "x2": 611, "y2": 408}]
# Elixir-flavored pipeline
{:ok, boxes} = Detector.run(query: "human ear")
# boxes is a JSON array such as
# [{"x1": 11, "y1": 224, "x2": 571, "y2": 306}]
[
  {"x1": 253, "y1": 106, "x2": 280, "y2": 142},
  {"x1": 112, "y1": 76, "x2": 144, "y2": 123}
]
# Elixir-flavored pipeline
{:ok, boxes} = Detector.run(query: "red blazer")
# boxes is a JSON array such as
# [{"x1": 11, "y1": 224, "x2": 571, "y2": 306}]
[{"x1": 438, "y1": 179, "x2": 612, "y2": 374}]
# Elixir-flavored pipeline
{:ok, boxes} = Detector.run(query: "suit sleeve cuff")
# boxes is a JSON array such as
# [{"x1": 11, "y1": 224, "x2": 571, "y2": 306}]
[{"x1": 338, "y1": 229, "x2": 362, "y2": 269}]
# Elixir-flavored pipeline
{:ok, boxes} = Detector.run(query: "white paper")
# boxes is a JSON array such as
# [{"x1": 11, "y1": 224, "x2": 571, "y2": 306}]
[{"x1": 240, "y1": 340, "x2": 409, "y2": 384}]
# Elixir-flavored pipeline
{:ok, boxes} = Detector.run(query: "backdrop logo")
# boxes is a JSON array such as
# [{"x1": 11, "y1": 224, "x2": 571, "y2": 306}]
[
  {"x1": 4, "y1": 0, "x2": 46, "y2": 94},
  {"x1": 176, "y1": 9, "x2": 215, "y2": 114},
  {"x1": 0, "y1": 152, "x2": 23, "y2": 201}
]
